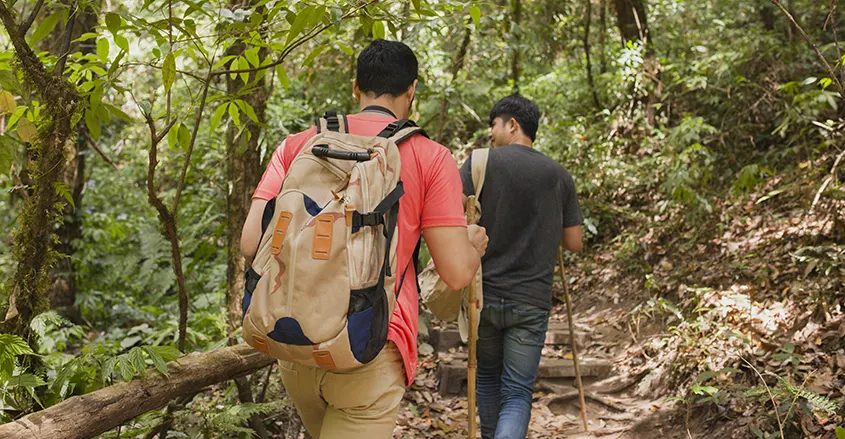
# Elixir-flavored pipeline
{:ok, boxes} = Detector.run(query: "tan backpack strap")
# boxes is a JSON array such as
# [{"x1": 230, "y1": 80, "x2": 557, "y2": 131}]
[
  {"x1": 388, "y1": 126, "x2": 427, "y2": 145},
  {"x1": 471, "y1": 148, "x2": 489, "y2": 198},
  {"x1": 315, "y1": 111, "x2": 347, "y2": 134}
]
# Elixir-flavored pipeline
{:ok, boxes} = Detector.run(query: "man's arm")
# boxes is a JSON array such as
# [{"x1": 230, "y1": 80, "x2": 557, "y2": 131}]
[
  {"x1": 241, "y1": 199, "x2": 269, "y2": 265},
  {"x1": 562, "y1": 225, "x2": 583, "y2": 253},
  {"x1": 424, "y1": 225, "x2": 487, "y2": 290}
]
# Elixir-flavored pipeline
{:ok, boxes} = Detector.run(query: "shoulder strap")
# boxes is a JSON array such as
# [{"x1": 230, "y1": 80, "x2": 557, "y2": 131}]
[
  {"x1": 471, "y1": 148, "x2": 490, "y2": 198},
  {"x1": 378, "y1": 119, "x2": 429, "y2": 144},
  {"x1": 315, "y1": 111, "x2": 348, "y2": 134}
]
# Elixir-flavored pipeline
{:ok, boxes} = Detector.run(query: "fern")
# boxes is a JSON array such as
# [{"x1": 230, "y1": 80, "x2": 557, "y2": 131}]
[
  {"x1": 777, "y1": 377, "x2": 840, "y2": 415},
  {"x1": 209, "y1": 401, "x2": 284, "y2": 435},
  {"x1": 0, "y1": 334, "x2": 35, "y2": 380}
]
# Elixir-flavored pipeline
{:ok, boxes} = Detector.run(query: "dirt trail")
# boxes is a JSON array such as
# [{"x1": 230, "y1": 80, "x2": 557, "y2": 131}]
[{"x1": 393, "y1": 300, "x2": 693, "y2": 439}]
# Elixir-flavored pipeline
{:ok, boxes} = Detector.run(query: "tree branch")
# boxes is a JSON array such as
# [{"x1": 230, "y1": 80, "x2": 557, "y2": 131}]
[
  {"x1": 172, "y1": 68, "x2": 212, "y2": 217},
  {"x1": 211, "y1": 0, "x2": 374, "y2": 78},
  {"x1": 20, "y1": 0, "x2": 44, "y2": 35},
  {"x1": 0, "y1": 344, "x2": 274, "y2": 439},
  {"x1": 770, "y1": 0, "x2": 845, "y2": 98},
  {"x1": 83, "y1": 131, "x2": 119, "y2": 169},
  {"x1": 54, "y1": 2, "x2": 77, "y2": 77}
]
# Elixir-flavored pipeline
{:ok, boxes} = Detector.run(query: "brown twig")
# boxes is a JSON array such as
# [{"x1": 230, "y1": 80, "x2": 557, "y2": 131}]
[
  {"x1": 770, "y1": 0, "x2": 845, "y2": 99},
  {"x1": 172, "y1": 67, "x2": 213, "y2": 217},
  {"x1": 83, "y1": 131, "x2": 119, "y2": 169}
]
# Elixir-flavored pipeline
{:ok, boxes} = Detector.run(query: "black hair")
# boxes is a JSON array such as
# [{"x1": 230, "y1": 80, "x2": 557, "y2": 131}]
[
  {"x1": 489, "y1": 95, "x2": 540, "y2": 141},
  {"x1": 356, "y1": 39, "x2": 418, "y2": 97}
]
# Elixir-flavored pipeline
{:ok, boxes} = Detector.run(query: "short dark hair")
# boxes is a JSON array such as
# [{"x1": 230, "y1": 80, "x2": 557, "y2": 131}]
[
  {"x1": 489, "y1": 95, "x2": 540, "y2": 141},
  {"x1": 356, "y1": 39, "x2": 418, "y2": 97}
]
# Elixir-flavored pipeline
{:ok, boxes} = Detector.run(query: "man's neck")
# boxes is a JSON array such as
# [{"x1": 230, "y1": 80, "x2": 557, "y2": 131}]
[
  {"x1": 358, "y1": 98, "x2": 406, "y2": 119},
  {"x1": 508, "y1": 135, "x2": 533, "y2": 148}
]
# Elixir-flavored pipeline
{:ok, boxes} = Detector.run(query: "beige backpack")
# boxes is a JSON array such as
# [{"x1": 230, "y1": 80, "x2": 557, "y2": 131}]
[
  {"x1": 243, "y1": 112, "x2": 425, "y2": 370},
  {"x1": 420, "y1": 148, "x2": 488, "y2": 342}
]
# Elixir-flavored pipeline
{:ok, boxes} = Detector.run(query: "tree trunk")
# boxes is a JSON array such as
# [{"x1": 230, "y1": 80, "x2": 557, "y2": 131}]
[
  {"x1": 436, "y1": 19, "x2": 473, "y2": 140},
  {"x1": 45, "y1": 3, "x2": 98, "y2": 323},
  {"x1": 0, "y1": 1, "x2": 81, "y2": 349},
  {"x1": 0, "y1": 344, "x2": 274, "y2": 439},
  {"x1": 614, "y1": 0, "x2": 648, "y2": 45},
  {"x1": 761, "y1": 4, "x2": 777, "y2": 30},
  {"x1": 510, "y1": 0, "x2": 521, "y2": 94},
  {"x1": 584, "y1": 0, "x2": 601, "y2": 108},
  {"x1": 599, "y1": 0, "x2": 608, "y2": 73}
]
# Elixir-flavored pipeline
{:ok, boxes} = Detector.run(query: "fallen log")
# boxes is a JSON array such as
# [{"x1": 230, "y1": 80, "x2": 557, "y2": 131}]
[{"x1": 0, "y1": 343, "x2": 274, "y2": 439}]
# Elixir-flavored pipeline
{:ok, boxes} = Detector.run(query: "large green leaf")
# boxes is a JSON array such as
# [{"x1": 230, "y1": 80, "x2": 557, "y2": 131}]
[
  {"x1": 84, "y1": 109, "x2": 101, "y2": 140},
  {"x1": 286, "y1": 6, "x2": 315, "y2": 47},
  {"x1": 29, "y1": 13, "x2": 62, "y2": 46},
  {"x1": 469, "y1": 6, "x2": 481, "y2": 26},
  {"x1": 210, "y1": 102, "x2": 228, "y2": 132},
  {"x1": 0, "y1": 135, "x2": 15, "y2": 176},
  {"x1": 163, "y1": 52, "x2": 176, "y2": 93},
  {"x1": 105, "y1": 12, "x2": 122, "y2": 34}
]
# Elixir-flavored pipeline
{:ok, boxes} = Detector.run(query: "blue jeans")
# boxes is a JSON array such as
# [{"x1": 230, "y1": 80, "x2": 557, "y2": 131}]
[{"x1": 476, "y1": 298, "x2": 550, "y2": 439}]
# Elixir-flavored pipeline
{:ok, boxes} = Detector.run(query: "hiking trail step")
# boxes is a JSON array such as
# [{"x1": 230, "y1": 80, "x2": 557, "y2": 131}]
[
  {"x1": 428, "y1": 321, "x2": 590, "y2": 353},
  {"x1": 436, "y1": 354, "x2": 613, "y2": 396}
]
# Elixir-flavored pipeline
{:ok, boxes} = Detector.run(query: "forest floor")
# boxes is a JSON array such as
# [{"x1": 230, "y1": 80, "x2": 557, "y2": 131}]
[{"x1": 390, "y1": 172, "x2": 845, "y2": 439}]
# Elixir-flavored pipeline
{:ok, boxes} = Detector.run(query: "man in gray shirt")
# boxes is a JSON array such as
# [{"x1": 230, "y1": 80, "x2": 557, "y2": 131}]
[{"x1": 460, "y1": 95, "x2": 583, "y2": 439}]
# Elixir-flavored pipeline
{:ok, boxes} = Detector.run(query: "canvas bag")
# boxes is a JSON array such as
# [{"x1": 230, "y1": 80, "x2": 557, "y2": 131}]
[
  {"x1": 420, "y1": 148, "x2": 488, "y2": 342},
  {"x1": 243, "y1": 112, "x2": 425, "y2": 370}
]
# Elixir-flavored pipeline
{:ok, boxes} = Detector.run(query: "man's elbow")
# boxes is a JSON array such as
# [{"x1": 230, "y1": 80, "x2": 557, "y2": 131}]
[
  {"x1": 440, "y1": 257, "x2": 480, "y2": 290},
  {"x1": 566, "y1": 240, "x2": 583, "y2": 253},
  {"x1": 240, "y1": 238, "x2": 257, "y2": 265}
]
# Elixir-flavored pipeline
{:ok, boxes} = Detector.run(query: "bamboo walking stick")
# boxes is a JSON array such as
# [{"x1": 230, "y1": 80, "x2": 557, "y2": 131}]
[
  {"x1": 558, "y1": 246, "x2": 588, "y2": 431},
  {"x1": 466, "y1": 195, "x2": 479, "y2": 438}
]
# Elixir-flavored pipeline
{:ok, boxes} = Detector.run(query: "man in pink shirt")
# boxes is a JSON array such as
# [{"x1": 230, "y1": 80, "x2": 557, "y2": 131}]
[{"x1": 240, "y1": 39, "x2": 487, "y2": 439}]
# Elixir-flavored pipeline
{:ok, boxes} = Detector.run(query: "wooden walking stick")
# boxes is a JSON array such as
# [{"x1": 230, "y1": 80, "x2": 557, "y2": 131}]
[
  {"x1": 466, "y1": 195, "x2": 479, "y2": 438},
  {"x1": 558, "y1": 246, "x2": 588, "y2": 432}
]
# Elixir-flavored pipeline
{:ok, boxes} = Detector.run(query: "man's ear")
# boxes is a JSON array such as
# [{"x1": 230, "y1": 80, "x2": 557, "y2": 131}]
[
  {"x1": 352, "y1": 79, "x2": 361, "y2": 101},
  {"x1": 507, "y1": 118, "x2": 519, "y2": 133},
  {"x1": 405, "y1": 79, "x2": 418, "y2": 102}
]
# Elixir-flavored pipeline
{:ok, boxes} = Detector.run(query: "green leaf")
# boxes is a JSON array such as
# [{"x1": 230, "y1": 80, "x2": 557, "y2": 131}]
[
  {"x1": 244, "y1": 48, "x2": 260, "y2": 68},
  {"x1": 118, "y1": 357, "x2": 134, "y2": 382},
  {"x1": 0, "y1": 136, "x2": 15, "y2": 176},
  {"x1": 336, "y1": 41, "x2": 354, "y2": 56},
  {"x1": 835, "y1": 426, "x2": 845, "y2": 439},
  {"x1": 412, "y1": 0, "x2": 421, "y2": 11},
  {"x1": 167, "y1": 121, "x2": 178, "y2": 149},
  {"x1": 286, "y1": 6, "x2": 314, "y2": 47},
  {"x1": 234, "y1": 100, "x2": 259, "y2": 123},
  {"x1": 5, "y1": 373, "x2": 47, "y2": 389},
  {"x1": 129, "y1": 348, "x2": 147, "y2": 375},
  {"x1": 105, "y1": 12, "x2": 122, "y2": 34},
  {"x1": 210, "y1": 103, "x2": 227, "y2": 132},
  {"x1": 103, "y1": 103, "x2": 132, "y2": 122},
  {"x1": 308, "y1": 5, "x2": 326, "y2": 28},
  {"x1": 29, "y1": 13, "x2": 62, "y2": 46},
  {"x1": 53, "y1": 182, "x2": 75, "y2": 208},
  {"x1": 469, "y1": 6, "x2": 481, "y2": 26},
  {"x1": 84, "y1": 109, "x2": 101, "y2": 140},
  {"x1": 820, "y1": 77, "x2": 833, "y2": 89},
  {"x1": 276, "y1": 65, "x2": 289, "y2": 89},
  {"x1": 150, "y1": 345, "x2": 182, "y2": 361},
  {"x1": 372, "y1": 20, "x2": 385, "y2": 39},
  {"x1": 114, "y1": 35, "x2": 129, "y2": 52},
  {"x1": 163, "y1": 52, "x2": 176, "y2": 93},
  {"x1": 213, "y1": 55, "x2": 236, "y2": 70},
  {"x1": 302, "y1": 46, "x2": 325, "y2": 67},
  {"x1": 97, "y1": 38, "x2": 110, "y2": 61},
  {"x1": 238, "y1": 56, "x2": 250, "y2": 85},
  {"x1": 229, "y1": 102, "x2": 241, "y2": 128},
  {"x1": 144, "y1": 347, "x2": 169, "y2": 375},
  {"x1": 178, "y1": 123, "x2": 191, "y2": 150}
]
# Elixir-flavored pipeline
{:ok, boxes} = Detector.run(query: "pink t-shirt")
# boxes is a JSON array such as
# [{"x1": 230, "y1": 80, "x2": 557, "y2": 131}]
[{"x1": 252, "y1": 112, "x2": 467, "y2": 385}]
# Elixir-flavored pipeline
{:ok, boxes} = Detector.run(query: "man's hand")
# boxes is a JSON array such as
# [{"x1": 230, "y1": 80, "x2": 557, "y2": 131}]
[{"x1": 468, "y1": 225, "x2": 488, "y2": 256}]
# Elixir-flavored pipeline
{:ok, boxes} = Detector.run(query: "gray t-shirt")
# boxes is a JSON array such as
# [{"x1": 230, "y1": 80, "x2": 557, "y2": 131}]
[{"x1": 460, "y1": 144, "x2": 582, "y2": 310}]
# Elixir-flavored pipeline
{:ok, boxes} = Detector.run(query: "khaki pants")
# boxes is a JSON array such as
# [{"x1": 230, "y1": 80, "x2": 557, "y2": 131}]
[{"x1": 279, "y1": 342, "x2": 406, "y2": 439}]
